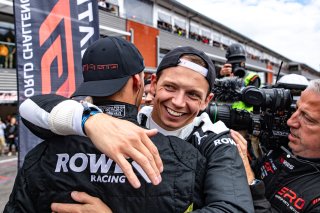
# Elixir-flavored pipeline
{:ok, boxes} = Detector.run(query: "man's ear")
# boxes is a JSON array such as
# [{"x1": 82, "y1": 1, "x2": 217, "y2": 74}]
[
  {"x1": 132, "y1": 74, "x2": 142, "y2": 92},
  {"x1": 200, "y1": 92, "x2": 214, "y2": 111},
  {"x1": 150, "y1": 74, "x2": 157, "y2": 95}
]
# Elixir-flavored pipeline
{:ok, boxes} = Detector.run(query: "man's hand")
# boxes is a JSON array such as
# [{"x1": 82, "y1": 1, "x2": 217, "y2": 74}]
[
  {"x1": 220, "y1": 63, "x2": 233, "y2": 77},
  {"x1": 51, "y1": 191, "x2": 111, "y2": 213},
  {"x1": 230, "y1": 129, "x2": 255, "y2": 184},
  {"x1": 85, "y1": 113, "x2": 163, "y2": 188}
]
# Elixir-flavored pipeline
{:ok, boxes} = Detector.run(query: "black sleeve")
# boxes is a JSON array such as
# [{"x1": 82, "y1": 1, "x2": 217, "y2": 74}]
[
  {"x1": 192, "y1": 132, "x2": 255, "y2": 213},
  {"x1": 3, "y1": 145, "x2": 45, "y2": 213},
  {"x1": 250, "y1": 181, "x2": 273, "y2": 213},
  {"x1": 4, "y1": 169, "x2": 36, "y2": 213},
  {"x1": 19, "y1": 94, "x2": 69, "y2": 139}
]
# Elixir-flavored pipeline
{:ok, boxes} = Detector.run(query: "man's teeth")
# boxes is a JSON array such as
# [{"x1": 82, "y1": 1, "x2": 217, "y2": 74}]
[
  {"x1": 290, "y1": 131, "x2": 298, "y2": 138},
  {"x1": 167, "y1": 108, "x2": 183, "y2": 116}
]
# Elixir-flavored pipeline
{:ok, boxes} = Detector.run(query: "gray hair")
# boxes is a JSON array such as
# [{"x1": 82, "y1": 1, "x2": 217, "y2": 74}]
[{"x1": 307, "y1": 79, "x2": 320, "y2": 94}]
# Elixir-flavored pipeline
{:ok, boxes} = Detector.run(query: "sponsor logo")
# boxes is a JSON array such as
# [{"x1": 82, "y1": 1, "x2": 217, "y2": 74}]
[
  {"x1": 312, "y1": 197, "x2": 320, "y2": 205},
  {"x1": 83, "y1": 64, "x2": 118, "y2": 71},
  {"x1": 39, "y1": 0, "x2": 96, "y2": 97},
  {"x1": 100, "y1": 105, "x2": 125, "y2": 118},
  {"x1": 264, "y1": 162, "x2": 275, "y2": 174},
  {"x1": 213, "y1": 137, "x2": 236, "y2": 146},
  {"x1": 280, "y1": 157, "x2": 294, "y2": 170},
  {"x1": 277, "y1": 186, "x2": 305, "y2": 211},
  {"x1": 261, "y1": 158, "x2": 278, "y2": 178},
  {"x1": 39, "y1": 0, "x2": 75, "y2": 96},
  {"x1": 193, "y1": 132, "x2": 207, "y2": 145},
  {"x1": 55, "y1": 153, "x2": 150, "y2": 183}
]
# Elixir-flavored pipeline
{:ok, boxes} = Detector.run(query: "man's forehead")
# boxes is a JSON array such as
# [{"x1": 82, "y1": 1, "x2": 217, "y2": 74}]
[
  {"x1": 299, "y1": 89, "x2": 320, "y2": 111},
  {"x1": 161, "y1": 66, "x2": 207, "y2": 82},
  {"x1": 160, "y1": 69, "x2": 209, "y2": 93},
  {"x1": 161, "y1": 65, "x2": 206, "y2": 77}
]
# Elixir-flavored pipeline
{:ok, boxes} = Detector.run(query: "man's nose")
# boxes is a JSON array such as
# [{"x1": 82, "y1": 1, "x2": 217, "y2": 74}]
[
  {"x1": 145, "y1": 92, "x2": 154, "y2": 101},
  {"x1": 172, "y1": 92, "x2": 186, "y2": 108},
  {"x1": 287, "y1": 110, "x2": 300, "y2": 128}
]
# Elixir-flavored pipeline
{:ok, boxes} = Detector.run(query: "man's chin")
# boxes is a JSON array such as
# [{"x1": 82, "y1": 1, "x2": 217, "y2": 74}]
[
  {"x1": 288, "y1": 141, "x2": 298, "y2": 153},
  {"x1": 164, "y1": 122, "x2": 183, "y2": 131},
  {"x1": 162, "y1": 119, "x2": 188, "y2": 130}
]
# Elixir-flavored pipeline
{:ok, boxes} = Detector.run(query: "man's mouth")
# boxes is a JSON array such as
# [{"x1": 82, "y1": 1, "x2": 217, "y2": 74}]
[
  {"x1": 290, "y1": 131, "x2": 299, "y2": 139},
  {"x1": 166, "y1": 107, "x2": 183, "y2": 117}
]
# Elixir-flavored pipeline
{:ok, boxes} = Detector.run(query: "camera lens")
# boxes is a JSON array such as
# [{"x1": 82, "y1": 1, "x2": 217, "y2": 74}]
[{"x1": 231, "y1": 62, "x2": 246, "y2": 78}]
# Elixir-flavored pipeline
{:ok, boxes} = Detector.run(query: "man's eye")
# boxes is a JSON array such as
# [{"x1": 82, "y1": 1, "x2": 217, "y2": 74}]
[
  {"x1": 189, "y1": 93, "x2": 201, "y2": 100},
  {"x1": 164, "y1": 85, "x2": 175, "y2": 91},
  {"x1": 299, "y1": 111, "x2": 315, "y2": 124},
  {"x1": 303, "y1": 115, "x2": 315, "y2": 123}
]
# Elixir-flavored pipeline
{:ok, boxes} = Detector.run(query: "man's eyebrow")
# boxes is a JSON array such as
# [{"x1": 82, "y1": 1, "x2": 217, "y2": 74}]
[{"x1": 188, "y1": 89, "x2": 202, "y2": 94}]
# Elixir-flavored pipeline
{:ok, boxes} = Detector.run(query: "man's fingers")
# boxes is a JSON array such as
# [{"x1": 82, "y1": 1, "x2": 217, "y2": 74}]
[
  {"x1": 231, "y1": 130, "x2": 245, "y2": 143},
  {"x1": 144, "y1": 128, "x2": 158, "y2": 137},
  {"x1": 231, "y1": 130, "x2": 247, "y2": 154},
  {"x1": 116, "y1": 155, "x2": 141, "y2": 188},
  {"x1": 70, "y1": 191, "x2": 96, "y2": 204},
  {"x1": 125, "y1": 147, "x2": 162, "y2": 186},
  {"x1": 236, "y1": 144, "x2": 245, "y2": 159},
  {"x1": 140, "y1": 132, "x2": 163, "y2": 173},
  {"x1": 51, "y1": 203, "x2": 79, "y2": 213},
  {"x1": 133, "y1": 139, "x2": 162, "y2": 179}
]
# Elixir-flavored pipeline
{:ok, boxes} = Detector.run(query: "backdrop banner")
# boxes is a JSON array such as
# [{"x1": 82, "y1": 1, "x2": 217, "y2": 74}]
[{"x1": 14, "y1": 0, "x2": 100, "y2": 166}]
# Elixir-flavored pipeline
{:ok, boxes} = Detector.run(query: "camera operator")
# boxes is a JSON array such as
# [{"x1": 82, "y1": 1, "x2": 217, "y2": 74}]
[
  {"x1": 219, "y1": 43, "x2": 245, "y2": 78},
  {"x1": 218, "y1": 43, "x2": 261, "y2": 88},
  {"x1": 235, "y1": 79, "x2": 320, "y2": 213},
  {"x1": 217, "y1": 43, "x2": 261, "y2": 112}
]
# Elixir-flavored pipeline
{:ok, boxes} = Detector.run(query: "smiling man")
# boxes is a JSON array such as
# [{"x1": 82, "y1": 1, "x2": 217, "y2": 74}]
[
  {"x1": 149, "y1": 56, "x2": 213, "y2": 131},
  {"x1": 19, "y1": 46, "x2": 254, "y2": 212},
  {"x1": 135, "y1": 48, "x2": 254, "y2": 211}
]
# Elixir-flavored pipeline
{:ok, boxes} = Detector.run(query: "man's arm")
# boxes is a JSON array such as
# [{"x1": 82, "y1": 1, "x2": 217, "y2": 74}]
[
  {"x1": 192, "y1": 131, "x2": 255, "y2": 213},
  {"x1": 231, "y1": 130, "x2": 273, "y2": 213},
  {"x1": 19, "y1": 94, "x2": 163, "y2": 188}
]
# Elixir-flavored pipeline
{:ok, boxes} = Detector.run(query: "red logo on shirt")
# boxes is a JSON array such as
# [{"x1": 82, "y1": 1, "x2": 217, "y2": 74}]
[{"x1": 278, "y1": 187, "x2": 305, "y2": 210}]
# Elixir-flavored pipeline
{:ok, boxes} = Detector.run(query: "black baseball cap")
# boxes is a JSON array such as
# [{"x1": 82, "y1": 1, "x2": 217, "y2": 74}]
[
  {"x1": 157, "y1": 46, "x2": 216, "y2": 90},
  {"x1": 71, "y1": 36, "x2": 145, "y2": 97}
]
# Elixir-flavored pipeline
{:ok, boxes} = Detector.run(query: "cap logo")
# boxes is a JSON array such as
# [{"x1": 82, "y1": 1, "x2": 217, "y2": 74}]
[
  {"x1": 178, "y1": 59, "x2": 208, "y2": 77},
  {"x1": 83, "y1": 64, "x2": 118, "y2": 72}
]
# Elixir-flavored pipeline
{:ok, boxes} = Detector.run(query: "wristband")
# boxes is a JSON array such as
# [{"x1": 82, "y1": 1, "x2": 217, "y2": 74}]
[
  {"x1": 81, "y1": 102, "x2": 101, "y2": 135},
  {"x1": 249, "y1": 179, "x2": 261, "y2": 186}
]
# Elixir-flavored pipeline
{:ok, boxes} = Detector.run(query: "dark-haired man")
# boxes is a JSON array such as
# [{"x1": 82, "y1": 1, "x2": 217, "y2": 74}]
[{"x1": 18, "y1": 45, "x2": 254, "y2": 212}]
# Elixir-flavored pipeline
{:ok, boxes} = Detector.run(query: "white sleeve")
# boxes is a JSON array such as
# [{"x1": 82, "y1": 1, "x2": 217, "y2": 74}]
[{"x1": 48, "y1": 100, "x2": 101, "y2": 136}]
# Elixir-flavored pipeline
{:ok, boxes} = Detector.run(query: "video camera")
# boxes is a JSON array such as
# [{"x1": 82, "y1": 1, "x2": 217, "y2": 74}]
[
  {"x1": 208, "y1": 77, "x2": 295, "y2": 150},
  {"x1": 230, "y1": 61, "x2": 246, "y2": 78}
]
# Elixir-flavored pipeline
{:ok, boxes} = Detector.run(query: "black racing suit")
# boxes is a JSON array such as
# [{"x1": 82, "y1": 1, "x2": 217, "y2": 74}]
[
  {"x1": 12, "y1": 94, "x2": 255, "y2": 212},
  {"x1": 139, "y1": 108, "x2": 254, "y2": 212},
  {"x1": 5, "y1": 95, "x2": 206, "y2": 213},
  {"x1": 251, "y1": 148, "x2": 320, "y2": 213}
]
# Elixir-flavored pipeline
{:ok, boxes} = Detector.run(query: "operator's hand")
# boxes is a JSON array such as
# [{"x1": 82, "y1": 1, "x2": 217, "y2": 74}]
[
  {"x1": 220, "y1": 63, "x2": 234, "y2": 77},
  {"x1": 51, "y1": 191, "x2": 112, "y2": 213},
  {"x1": 230, "y1": 129, "x2": 255, "y2": 184},
  {"x1": 85, "y1": 113, "x2": 163, "y2": 188}
]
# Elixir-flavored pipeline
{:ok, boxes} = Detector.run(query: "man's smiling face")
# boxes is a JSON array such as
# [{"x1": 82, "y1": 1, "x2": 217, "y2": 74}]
[{"x1": 150, "y1": 65, "x2": 213, "y2": 131}]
